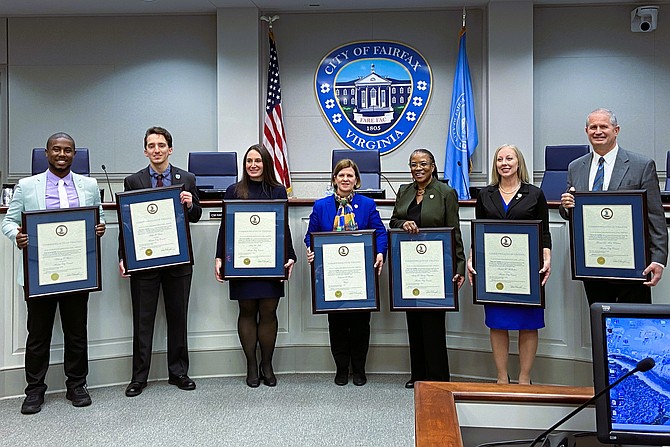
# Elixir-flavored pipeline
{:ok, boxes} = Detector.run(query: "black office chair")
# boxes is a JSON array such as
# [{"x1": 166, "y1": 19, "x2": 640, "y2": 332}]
[
  {"x1": 32, "y1": 147, "x2": 91, "y2": 176},
  {"x1": 539, "y1": 145, "x2": 589, "y2": 201},
  {"x1": 188, "y1": 152, "x2": 238, "y2": 196},
  {"x1": 331, "y1": 149, "x2": 384, "y2": 198}
]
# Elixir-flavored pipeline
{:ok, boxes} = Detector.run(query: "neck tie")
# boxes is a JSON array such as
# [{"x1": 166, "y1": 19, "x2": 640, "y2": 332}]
[
  {"x1": 592, "y1": 157, "x2": 605, "y2": 191},
  {"x1": 58, "y1": 179, "x2": 70, "y2": 208},
  {"x1": 156, "y1": 174, "x2": 164, "y2": 187}
]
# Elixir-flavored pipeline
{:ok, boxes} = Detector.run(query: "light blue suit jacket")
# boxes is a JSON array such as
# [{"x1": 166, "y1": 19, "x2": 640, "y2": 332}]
[{"x1": 2, "y1": 171, "x2": 104, "y2": 285}]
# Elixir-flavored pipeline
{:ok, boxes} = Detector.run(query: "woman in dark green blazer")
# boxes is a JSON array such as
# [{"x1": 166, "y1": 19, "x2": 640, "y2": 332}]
[{"x1": 389, "y1": 148, "x2": 465, "y2": 388}]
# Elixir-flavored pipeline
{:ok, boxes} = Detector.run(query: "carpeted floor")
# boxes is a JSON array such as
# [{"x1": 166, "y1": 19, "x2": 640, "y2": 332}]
[{"x1": 0, "y1": 373, "x2": 415, "y2": 447}]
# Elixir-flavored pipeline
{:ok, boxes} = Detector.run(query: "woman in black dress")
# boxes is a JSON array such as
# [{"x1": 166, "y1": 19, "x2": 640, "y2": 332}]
[
  {"x1": 214, "y1": 144, "x2": 296, "y2": 388},
  {"x1": 467, "y1": 144, "x2": 551, "y2": 385}
]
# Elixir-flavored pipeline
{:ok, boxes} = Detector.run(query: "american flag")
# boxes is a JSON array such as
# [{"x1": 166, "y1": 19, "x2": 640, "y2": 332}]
[{"x1": 263, "y1": 29, "x2": 292, "y2": 194}]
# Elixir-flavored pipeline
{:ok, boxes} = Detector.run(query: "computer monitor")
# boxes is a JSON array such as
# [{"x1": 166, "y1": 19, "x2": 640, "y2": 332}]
[{"x1": 590, "y1": 303, "x2": 670, "y2": 446}]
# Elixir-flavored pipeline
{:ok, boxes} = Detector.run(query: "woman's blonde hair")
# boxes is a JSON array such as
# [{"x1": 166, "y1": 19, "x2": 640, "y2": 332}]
[{"x1": 490, "y1": 144, "x2": 529, "y2": 185}]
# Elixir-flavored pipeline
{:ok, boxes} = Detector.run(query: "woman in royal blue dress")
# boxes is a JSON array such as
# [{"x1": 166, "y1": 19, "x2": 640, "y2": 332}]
[
  {"x1": 467, "y1": 144, "x2": 551, "y2": 385},
  {"x1": 214, "y1": 144, "x2": 296, "y2": 388}
]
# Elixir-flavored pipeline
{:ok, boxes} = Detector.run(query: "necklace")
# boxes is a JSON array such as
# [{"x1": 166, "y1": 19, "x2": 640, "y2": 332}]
[
  {"x1": 498, "y1": 182, "x2": 521, "y2": 194},
  {"x1": 416, "y1": 188, "x2": 425, "y2": 197}
]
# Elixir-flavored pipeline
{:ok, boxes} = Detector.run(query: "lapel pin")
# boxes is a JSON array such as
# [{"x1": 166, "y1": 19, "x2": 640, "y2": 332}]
[
  {"x1": 354, "y1": 204, "x2": 359, "y2": 208},
  {"x1": 175, "y1": 173, "x2": 181, "y2": 180},
  {"x1": 516, "y1": 193, "x2": 522, "y2": 199},
  {"x1": 429, "y1": 194, "x2": 435, "y2": 199}
]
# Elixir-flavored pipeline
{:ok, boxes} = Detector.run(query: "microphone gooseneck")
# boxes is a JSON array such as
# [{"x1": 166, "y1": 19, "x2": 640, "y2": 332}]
[
  {"x1": 380, "y1": 173, "x2": 397, "y2": 196},
  {"x1": 101, "y1": 164, "x2": 114, "y2": 202},
  {"x1": 528, "y1": 357, "x2": 655, "y2": 447},
  {"x1": 456, "y1": 160, "x2": 470, "y2": 199}
]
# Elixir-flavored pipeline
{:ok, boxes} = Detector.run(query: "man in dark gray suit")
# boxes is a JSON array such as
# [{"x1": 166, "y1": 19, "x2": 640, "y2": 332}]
[
  {"x1": 118, "y1": 126, "x2": 202, "y2": 397},
  {"x1": 560, "y1": 108, "x2": 667, "y2": 305}
]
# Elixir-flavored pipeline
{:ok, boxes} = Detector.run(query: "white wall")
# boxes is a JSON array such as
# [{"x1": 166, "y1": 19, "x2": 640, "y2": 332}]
[
  {"x1": 534, "y1": 5, "x2": 670, "y2": 174},
  {"x1": 7, "y1": 16, "x2": 217, "y2": 178}
]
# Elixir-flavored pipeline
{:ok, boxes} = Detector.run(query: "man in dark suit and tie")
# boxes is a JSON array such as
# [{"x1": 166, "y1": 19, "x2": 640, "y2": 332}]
[
  {"x1": 560, "y1": 108, "x2": 667, "y2": 305},
  {"x1": 119, "y1": 126, "x2": 202, "y2": 397}
]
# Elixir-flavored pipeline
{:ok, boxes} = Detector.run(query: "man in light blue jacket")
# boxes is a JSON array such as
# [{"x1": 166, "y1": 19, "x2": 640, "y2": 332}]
[{"x1": 2, "y1": 132, "x2": 105, "y2": 415}]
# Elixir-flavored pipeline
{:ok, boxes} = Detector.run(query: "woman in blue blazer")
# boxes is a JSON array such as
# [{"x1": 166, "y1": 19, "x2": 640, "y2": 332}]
[{"x1": 304, "y1": 159, "x2": 387, "y2": 387}]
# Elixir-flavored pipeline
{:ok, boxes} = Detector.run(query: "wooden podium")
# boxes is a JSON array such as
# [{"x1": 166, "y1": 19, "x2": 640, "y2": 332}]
[{"x1": 414, "y1": 382, "x2": 595, "y2": 447}]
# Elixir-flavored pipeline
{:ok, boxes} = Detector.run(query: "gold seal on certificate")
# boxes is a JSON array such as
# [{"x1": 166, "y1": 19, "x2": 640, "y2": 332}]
[
  {"x1": 323, "y1": 242, "x2": 367, "y2": 301},
  {"x1": 234, "y1": 211, "x2": 276, "y2": 268},
  {"x1": 400, "y1": 240, "x2": 445, "y2": 300},
  {"x1": 131, "y1": 198, "x2": 180, "y2": 261},
  {"x1": 484, "y1": 233, "x2": 530, "y2": 295},
  {"x1": 37, "y1": 219, "x2": 88, "y2": 286},
  {"x1": 583, "y1": 205, "x2": 635, "y2": 269}
]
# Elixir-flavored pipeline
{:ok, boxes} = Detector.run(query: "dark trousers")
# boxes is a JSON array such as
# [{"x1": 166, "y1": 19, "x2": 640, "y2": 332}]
[
  {"x1": 583, "y1": 281, "x2": 652, "y2": 306},
  {"x1": 406, "y1": 311, "x2": 450, "y2": 382},
  {"x1": 328, "y1": 312, "x2": 371, "y2": 374},
  {"x1": 129, "y1": 269, "x2": 191, "y2": 384},
  {"x1": 25, "y1": 293, "x2": 89, "y2": 395}
]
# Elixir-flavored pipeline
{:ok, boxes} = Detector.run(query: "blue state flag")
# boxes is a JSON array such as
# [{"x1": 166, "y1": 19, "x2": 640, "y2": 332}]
[{"x1": 444, "y1": 28, "x2": 478, "y2": 200}]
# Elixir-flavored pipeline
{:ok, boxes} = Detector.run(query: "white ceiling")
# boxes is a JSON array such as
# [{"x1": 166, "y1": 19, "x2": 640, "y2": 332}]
[{"x1": 0, "y1": 0, "x2": 648, "y2": 17}]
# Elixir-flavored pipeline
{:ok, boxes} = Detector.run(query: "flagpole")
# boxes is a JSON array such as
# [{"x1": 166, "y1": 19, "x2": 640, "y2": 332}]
[
  {"x1": 260, "y1": 15, "x2": 293, "y2": 195},
  {"x1": 443, "y1": 9, "x2": 479, "y2": 200}
]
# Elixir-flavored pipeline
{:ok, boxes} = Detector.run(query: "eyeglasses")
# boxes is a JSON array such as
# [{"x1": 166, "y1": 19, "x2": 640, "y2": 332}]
[{"x1": 409, "y1": 162, "x2": 432, "y2": 169}]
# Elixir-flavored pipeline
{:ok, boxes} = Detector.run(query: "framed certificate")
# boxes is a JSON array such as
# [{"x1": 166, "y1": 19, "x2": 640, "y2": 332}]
[
  {"x1": 21, "y1": 207, "x2": 101, "y2": 300},
  {"x1": 387, "y1": 228, "x2": 458, "y2": 311},
  {"x1": 221, "y1": 199, "x2": 288, "y2": 279},
  {"x1": 310, "y1": 229, "x2": 379, "y2": 313},
  {"x1": 570, "y1": 190, "x2": 649, "y2": 281},
  {"x1": 471, "y1": 219, "x2": 545, "y2": 307},
  {"x1": 116, "y1": 185, "x2": 193, "y2": 273}
]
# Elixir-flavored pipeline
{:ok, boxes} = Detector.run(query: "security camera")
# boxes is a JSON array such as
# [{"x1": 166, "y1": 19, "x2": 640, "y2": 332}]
[{"x1": 631, "y1": 6, "x2": 659, "y2": 33}]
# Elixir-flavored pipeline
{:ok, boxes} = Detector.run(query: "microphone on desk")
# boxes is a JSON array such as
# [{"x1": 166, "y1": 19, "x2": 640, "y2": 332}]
[
  {"x1": 528, "y1": 357, "x2": 655, "y2": 447},
  {"x1": 456, "y1": 160, "x2": 470, "y2": 199},
  {"x1": 101, "y1": 164, "x2": 114, "y2": 202},
  {"x1": 380, "y1": 173, "x2": 397, "y2": 196}
]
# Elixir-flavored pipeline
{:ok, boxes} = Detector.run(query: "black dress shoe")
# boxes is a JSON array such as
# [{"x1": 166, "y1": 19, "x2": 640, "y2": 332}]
[
  {"x1": 125, "y1": 382, "x2": 147, "y2": 397},
  {"x1": 21, "y1": 394, "x2": 44, "y2": 415},
  {"x1": 405, "y1": 379, "x2": 416, "y2": 389},
  {"x1": 168, "y1": 375, "x2": 196, "y2": 391},
  {"x1": 352, "y1": 372, "x2": 367, "y2": 386},
  {"x1": 334, "y1": 370, "x2": 348, "y2": 386},
  {"x1": 260, "y1": 367, "x2": 277, "y2": 387},
  {"x1": 66, "y1": 386, "x2": 92, "y2": 407}
]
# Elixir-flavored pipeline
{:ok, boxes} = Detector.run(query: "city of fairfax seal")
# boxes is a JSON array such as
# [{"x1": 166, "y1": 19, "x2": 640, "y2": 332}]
[{"x1": 315, "y1": 41, "x2": 432, "y2": 155}]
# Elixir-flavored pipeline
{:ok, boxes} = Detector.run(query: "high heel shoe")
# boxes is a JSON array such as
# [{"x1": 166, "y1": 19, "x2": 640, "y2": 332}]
[
  {"x1": 246, "y1": 366, "x2": 260, "y2": 388},
  {"x1": 260, "y1": 367, "x2": 277, "y2": 387}
]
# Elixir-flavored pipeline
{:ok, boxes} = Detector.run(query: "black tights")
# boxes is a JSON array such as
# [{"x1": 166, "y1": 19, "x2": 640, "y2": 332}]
[{"x1": 237, "y1": 298, "x2": 280, "y2": 380}]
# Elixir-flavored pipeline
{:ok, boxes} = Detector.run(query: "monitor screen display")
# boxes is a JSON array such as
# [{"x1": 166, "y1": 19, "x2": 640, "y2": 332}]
[{"x1": 590, "y1": 303, "x2": 670, "y2": 445}]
